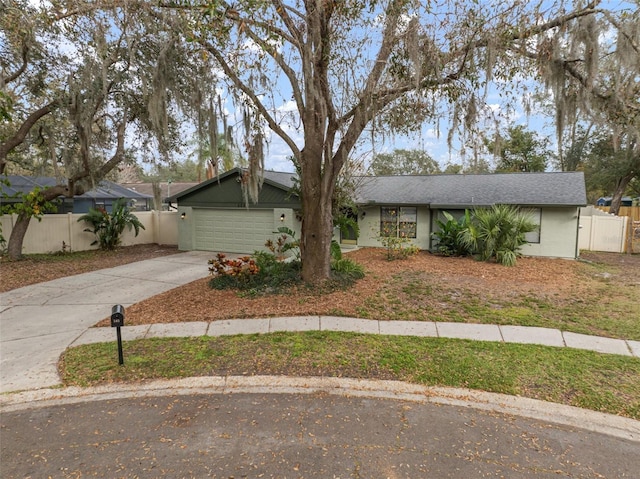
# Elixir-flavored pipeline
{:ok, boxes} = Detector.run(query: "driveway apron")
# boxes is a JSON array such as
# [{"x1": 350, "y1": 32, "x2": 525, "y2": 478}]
[{"x1": 0, "y1": 251, "x2": 214, "y2": 393}]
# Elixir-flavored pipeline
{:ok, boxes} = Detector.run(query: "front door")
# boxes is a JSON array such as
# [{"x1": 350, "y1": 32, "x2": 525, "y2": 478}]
[{"x1": 340, "y1": 210, "x2": 358, "y2": 245}]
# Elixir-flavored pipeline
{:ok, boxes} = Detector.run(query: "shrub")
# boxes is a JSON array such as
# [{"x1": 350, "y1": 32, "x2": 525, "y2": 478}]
[
  {"x1": 461, "y1": 204, "x2": 537, "y2": 266},
  {"x1": 374, "y1": 230, "x2": 419, "y2": 260},
  {"x1": 431, "y1": 210, "x2": 472, "y2": 257},
  {"x1": 314, "y1": 257, "x2": 365, "y2": 291},
  {"x1": 265, "y1": 226, "x2": 300, "y2": 260},
  {"x1": 331, "y1": 258, "x2": 365, "y2": 279},
  {"x1": 77, "y1": 198, "x2": 144, "y2": 250},
  {"x1": 209, "y1": 251, "x2": 302, "y2": 293},
  {"x1": 330, "y1": 239, "x2": 342, "y2": 261}
]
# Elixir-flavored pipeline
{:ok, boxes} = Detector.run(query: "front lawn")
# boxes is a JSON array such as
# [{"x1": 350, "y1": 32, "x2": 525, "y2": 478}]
[
  {"x1": 103, "y1": 248, "x2": 640, "y2": 340},
  {"x1": 60, "y1": 332, "x2": 640, "y2": 419}
]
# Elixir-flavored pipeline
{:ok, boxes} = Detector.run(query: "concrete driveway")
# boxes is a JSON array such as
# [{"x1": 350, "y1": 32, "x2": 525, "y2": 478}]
[{"x1": 0, "y1": 251, "x2": 214, "y2": 393}]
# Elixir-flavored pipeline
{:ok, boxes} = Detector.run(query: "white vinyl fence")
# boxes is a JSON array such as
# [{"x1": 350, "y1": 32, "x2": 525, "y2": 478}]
[
  {"x1": 0, "y1": 211, "x2": 178, "y2": 255},
  {"x1": 578, "y1": 206, "x2": 629, "y2": 253}
]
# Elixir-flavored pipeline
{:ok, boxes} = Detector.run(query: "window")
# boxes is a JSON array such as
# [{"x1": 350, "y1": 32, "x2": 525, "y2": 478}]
[
  {"x1": 380, "y1": 207, "x2": 417, "y2": 238},
  {"x1": 523, "y1": 208, "x2": 541, "y2": 243}
]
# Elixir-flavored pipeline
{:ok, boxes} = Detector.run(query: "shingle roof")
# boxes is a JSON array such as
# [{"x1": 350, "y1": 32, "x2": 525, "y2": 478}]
[
  {"x1": 263, "y1": 170, "x2": 297, "y2": 189},
  {"x1": 170, "y1": 168, "x2": 298, "y2": 201},
  {"x1": 168, "y1": 169, "x2": 586, "y2": 208},
  {"x1": 122, "y1": 182, "x2": 198, "y2": 201},
  {"x1": 353, "y1": 172, "x2": 587, "y2": 207},
  {"x1": 1, "y1": 175, "x2": 152, "y2": 200}
]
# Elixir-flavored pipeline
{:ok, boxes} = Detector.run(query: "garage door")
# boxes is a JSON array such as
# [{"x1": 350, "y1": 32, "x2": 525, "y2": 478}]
[{"x1": 193, "y1": 208, "x2": 274, "y2": 253}]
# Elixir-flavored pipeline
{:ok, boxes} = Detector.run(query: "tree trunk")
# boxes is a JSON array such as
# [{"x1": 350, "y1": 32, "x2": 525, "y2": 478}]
[
  {"x1": 6, "y1": 212, "x2": 32, "y2": 260},
  {"x1": 5, "y1": 184, "x2": 69, "y2": 260},
  {"x1": 299, "y1": 146, "x2": 336, "y2": 284},
  {"x1": 3, "y1": 119, "x2": 127, "y2": 260},
  {"x1": 609, "y1": 173, "x2": 633, "y2": 216},
  {"x1": 152, "y1": 181, "x2": 162, "y2": 211},
  {"x1": 300, "y1": 188, "x2": 334, "y2": 283}
]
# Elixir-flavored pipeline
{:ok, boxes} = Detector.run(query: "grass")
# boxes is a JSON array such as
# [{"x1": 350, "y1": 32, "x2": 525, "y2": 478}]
[
  {"x1": 60, "y1": 332, "x2": 640, "y2": 420},
  {"x1": 355, "y1": 268, "x2": 640, "y2": 340}
]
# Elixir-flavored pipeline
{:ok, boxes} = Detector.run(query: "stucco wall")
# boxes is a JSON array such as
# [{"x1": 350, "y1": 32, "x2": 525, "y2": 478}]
[
  {"x1": 353, "y1": 206, "x2": 579, "y2": 259},
  {"x1": 520, "y1": 207, "x2": 579, "y2": 259},
  {"x1": 177, "y1": 206, "x2": 193, "y2": 251},
  {"x1": 355, "y1": 205, "x2": 431, "y2": 250},
  {"x1": 0, "y1": 211, "x2": 177, "y2": 255}
]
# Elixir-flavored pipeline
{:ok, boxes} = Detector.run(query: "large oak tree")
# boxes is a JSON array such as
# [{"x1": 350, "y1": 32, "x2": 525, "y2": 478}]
[
  {"x1": 1, "y1": 1, "x2": 217, "y2": 258},
  {"x1": 532, "y1": 2, "x2": 639, "y2": 215},
  {"x1": 4, "y1": 1, "x2": 608, "y2": 279},
  {"x1": 157, "y1": 0, "x2": 601, "y2": 282}
]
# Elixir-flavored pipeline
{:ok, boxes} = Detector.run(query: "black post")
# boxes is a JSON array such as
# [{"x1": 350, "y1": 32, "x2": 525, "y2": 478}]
[
  {"x1": 111, "y1": 304, "x2": 125, "y2": 366},
  {"x1": 116, "y1": 326, "x2": 124, "y2": 365}
]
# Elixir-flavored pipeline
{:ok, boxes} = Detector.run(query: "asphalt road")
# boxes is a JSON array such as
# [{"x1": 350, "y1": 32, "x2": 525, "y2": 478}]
[{"x1": 2, "y1": 392, "x2": 638, "y2": 478}]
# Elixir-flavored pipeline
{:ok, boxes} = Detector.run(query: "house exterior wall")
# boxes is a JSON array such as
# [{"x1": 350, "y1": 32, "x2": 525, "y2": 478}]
[
  {"x1": 352, "y1": 206, "x2": 579, "y2": 259},
  {"x1": 520, "y1": 207, "x2": 579, "y2": 259},
  {"x1": 355, "y1": 205, "x2": 431, "y2": 250},
  {"x1": 177, "y1": 206, "x2": 300, "y2": 253}
]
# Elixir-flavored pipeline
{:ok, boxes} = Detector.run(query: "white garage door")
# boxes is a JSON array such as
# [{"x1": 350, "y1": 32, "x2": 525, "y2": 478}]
[{"x1": 193, "y1": 208, "x2": 274, "y2": 253}]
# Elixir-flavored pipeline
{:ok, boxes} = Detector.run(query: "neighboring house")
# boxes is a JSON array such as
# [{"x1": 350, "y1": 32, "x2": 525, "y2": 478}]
[
  {"x1": 171, "y1": 168, "x2": 587, "y2": 259},
  {"x1": 121, "y1": 182, "x2": 199, "y2": 211},
  {"x1": 1, "y1": 175, "x2": 153, "y2": 213},
  {"x1": 596, "y1": 196, "x2": 634, "y2": 207}
]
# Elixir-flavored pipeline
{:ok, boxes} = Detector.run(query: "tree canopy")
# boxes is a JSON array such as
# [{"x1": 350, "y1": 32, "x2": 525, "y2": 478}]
[
  {"x1": 487, "y1": 125, "x2": 551, "y2": 173},
  {"x1": 532, "y1": 1, "x2": 639, "y2": 214},
  {"x1": 2, "y1": 0, "x2": 627, "y2": 278},
  {"x1": 370, "y1": 149, "x2": 440, "y2": 176}
]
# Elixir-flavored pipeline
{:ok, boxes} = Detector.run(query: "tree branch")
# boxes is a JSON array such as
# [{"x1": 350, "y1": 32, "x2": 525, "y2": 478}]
[
  {"x1": 203, "y1": 42, "x2": 301, "y2": 159},
  {"x1": 2, "y1": 43, "x2": 29, "y2": 85},
  {"x1": 0, "y1": 100, "x2": 59, "y2": 174}
]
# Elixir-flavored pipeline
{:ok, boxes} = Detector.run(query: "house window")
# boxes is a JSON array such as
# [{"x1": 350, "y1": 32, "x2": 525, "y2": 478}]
[
  {"x1": 523, "y1": 208, "x2": 541, "y2": 243},
  {"x1": 380, "y1": 207, "x2": 417, "y2": 238}
]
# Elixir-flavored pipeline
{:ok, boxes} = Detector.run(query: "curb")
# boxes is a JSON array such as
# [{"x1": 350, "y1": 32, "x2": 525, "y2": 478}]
[{"x1": 2, "y1": 376, "x2": 639, "y2": 442}]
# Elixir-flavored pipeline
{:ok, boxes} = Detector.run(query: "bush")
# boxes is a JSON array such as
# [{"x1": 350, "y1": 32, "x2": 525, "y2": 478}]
[
  {"x1": 461, "y1": 204, "x2": 537, "y2": 266},
  {"x1": 265, "y1": 226, "x2": 300, "y2": 260},
  {"x1": 77, "y1": 198, "x2": 144, "y2": 250},
  {"x1": 330, "y1": 239, "x2": 342, "y2": 261},
  {"x1": 331, "y1": 258, "x2": 365, "y2": 279},
  {"x1": 209, "y1": 251, "x2": 302, "y2": 293},
  {"x1": 431, "y1": 210, "x2": 472, "y2": 257},
  {"x1": 208, "y1": 253, "x2": 260, "y2": 289},
  {"x1": 374, "y1": 231, "x2": 420, "y2": 260}
]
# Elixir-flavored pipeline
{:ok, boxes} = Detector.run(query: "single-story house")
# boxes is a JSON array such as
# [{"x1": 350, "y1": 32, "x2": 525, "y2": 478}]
[
  {"x1": 595, "y1": 196, "x2": 634, "y2": 207},
  {"x1": 171, "y1": 168, "x2": 587, "y2": 259},
  {"x1": 1, "y1": 175, "x2": 153, "y2": 213}
]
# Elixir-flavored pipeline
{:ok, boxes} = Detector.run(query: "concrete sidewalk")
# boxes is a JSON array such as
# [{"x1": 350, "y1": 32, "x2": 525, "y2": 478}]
[
  {"x1": 1, "y1": 251, "x2": 639, "y2": 395},
  {"x1": 73, "y1": 316, "x2": 640, "y2": 358}
]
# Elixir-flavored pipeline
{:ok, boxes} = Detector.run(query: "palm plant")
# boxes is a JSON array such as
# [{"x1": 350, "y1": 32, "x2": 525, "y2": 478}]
[
  {"x1": 462, "y1": 204, "x2": 537, "y2": 266},
  {"x1": 431, "y1": 210, "x2": 472, "y2": 256},
  {"x1": 78, "y1": 198, "x2": 145, "y2": 250}
]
